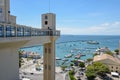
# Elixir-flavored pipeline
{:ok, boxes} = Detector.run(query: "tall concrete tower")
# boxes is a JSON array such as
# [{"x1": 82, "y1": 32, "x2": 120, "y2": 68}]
[
  {"x1": 42, "y1": 13, "x2": 56, "y2": 80},
  {"x1": 0, "y1": 0, "x2": 10, "y2": 22},
  {"x1": 0, "y1": 0, "x2": 16, "y2": 24}
]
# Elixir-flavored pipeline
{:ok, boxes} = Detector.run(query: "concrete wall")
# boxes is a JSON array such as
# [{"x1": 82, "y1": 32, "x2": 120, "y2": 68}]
[
  {"x1": 9, "y1": 15, "x2": 16, "y2": 24},
  {"x1": 0, "y1": 40, "x2": 29, "y2": 80},
  {"x1": 0, "y1": 47, "x2": 19, "y2": 80}
]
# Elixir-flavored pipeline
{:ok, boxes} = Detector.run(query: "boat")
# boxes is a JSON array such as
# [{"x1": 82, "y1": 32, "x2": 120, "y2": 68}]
[
  {"x1": 75, "y1": 53, "x2": 86, "y2": 59},
  {"x1": 64, "y1": 53, "x2": 73, "y2": 58},
  {"x1": 75, "y1": 54, "x2": 81, "y2": 59},
  {"x1": 56, "y1": 57, "x2": 61, "y2": 60},
  {"x1": 62, "y1": 58, "x2": 68, "y2": 61},
  {"x1": 87, "y1": 41, "x2": 99, "y2": 44}
]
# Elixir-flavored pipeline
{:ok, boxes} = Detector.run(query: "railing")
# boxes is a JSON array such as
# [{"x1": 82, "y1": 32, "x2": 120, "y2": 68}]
[{"x1": 0, "y1": 23, "x2": 60, "y2": 38}]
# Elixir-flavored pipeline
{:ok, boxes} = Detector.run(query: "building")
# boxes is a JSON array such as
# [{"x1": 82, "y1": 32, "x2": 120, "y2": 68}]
[
  {"x1": 93, "y1": 54, "x2": 120, "y2": 73},
  {"x1": 95, "y1": 47, "x2": 110, "y2": 55},
  {"x1": 0, "y1": 0, "x2": 60, "y2": 80}
]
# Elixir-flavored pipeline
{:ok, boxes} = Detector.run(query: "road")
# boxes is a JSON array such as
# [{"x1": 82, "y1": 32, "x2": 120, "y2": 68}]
[{"x1": 19, "y1": 72, "x2": 68, "y2": 80}]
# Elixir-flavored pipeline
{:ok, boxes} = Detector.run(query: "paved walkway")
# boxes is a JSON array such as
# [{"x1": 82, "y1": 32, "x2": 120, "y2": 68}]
[{"x1": 20, "y1": 60, "x2": 69, "y2": 80}]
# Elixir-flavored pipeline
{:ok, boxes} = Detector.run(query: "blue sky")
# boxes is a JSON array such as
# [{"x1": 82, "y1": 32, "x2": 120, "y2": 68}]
[{"x1": 10, "y1": 0, "x2": 120, "y2": 35}]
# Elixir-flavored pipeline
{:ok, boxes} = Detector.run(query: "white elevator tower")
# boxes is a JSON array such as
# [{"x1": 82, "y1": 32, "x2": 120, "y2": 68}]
[{"x1": 42, "y1": 13, "x2": 57, "y2": 80}]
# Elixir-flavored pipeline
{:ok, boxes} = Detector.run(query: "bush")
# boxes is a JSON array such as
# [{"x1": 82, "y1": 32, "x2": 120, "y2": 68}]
[
  {"x1": 114, "y1": 49, "x2": 119, "y2": 55},
  {"x1": 70, "y1": 63, "x2": 74, "y2": 66},
  {"x1": 105, "y1": 51, "x2": 113, "y2": 56},
  {"x1": 93, "y1": 53, "x2": 98, "y2": 57},
  {"x1": 87, "y1": 58, "x2": 93, "y2": 62},
  {"x1": 69, "y1": 70, "x2": 76, "y2": 80},
  {"x1": 61, "y1": 66, "x2": 67, "y2": 71},
  {"x1": 79, "y1": 62, "x2": 85, "y2": 68}
]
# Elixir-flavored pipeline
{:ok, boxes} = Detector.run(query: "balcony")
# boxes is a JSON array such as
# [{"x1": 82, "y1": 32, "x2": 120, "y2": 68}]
[{"x1": 0, "y1": 23, "x2": 60, "y2": 38}]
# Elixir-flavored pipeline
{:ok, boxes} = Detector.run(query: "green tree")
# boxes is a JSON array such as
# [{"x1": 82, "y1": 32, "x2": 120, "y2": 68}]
[
  {"x1": 85, "y1": 62, "x2": 109, "y2": 80},
  {"x1": 79, "y1": 62, "x2": 85, "y2": 68},
  {"x1": 93, "y1": 62, "x2": 109, "y2": 75},
  {"x1": 85, "y1": 65, "x2": 96, "y2": 80},
  {"x1": 114, "y1": 49, "x2": 119, "y2": 55},
  {"x1": 69, "y1": 70, "x2": 76, "y2": 80},
  {"x1": 70, "y1": 63, "x2": 74, "y2": 66}
]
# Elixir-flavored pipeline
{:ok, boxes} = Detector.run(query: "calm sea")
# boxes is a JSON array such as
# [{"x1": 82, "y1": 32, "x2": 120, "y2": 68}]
[{"x1": 21, "y1": 35, "x2": 120, "y2": 66}]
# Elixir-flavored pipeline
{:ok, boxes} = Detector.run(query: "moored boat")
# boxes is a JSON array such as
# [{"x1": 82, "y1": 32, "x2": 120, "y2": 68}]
[
  {"x1": 87, "y1": 41, "x2": 99, "y2": 44},
  {"x1": 64, "y1": 53, "x2": 73, "y2": 58}
]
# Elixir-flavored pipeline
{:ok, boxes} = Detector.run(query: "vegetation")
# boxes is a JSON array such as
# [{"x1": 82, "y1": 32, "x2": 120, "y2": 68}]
[
  {"x1": 79, "y1": 62, "x2": 85, "y2": 68},
  {"x1": 85, "y1": 62, "x2": 109, "y2": 80},
  {"x1": 61, "y1": 66, "x2": 67, "y2": 71},
  {"x1": 105, "y1": 51, "x2": 113, "y2": 56},
  {"x1": 70, "y1": 63, "x2": 74, "y2": 66},
  {"x1": 18, "y1": 50, "x2": 24, "y2": 68},
  {"x1": 69, "y1": 70, "x2": 76, "y2": 80},
  {"x1": 87, "y1": 58, "x2": 93, "y2": 62},
  {"x1": 27, "y1": 57, "x2": 32, "y2": 61},
  {"x1": 85, "y1": 65, "x2": 96, "y2": 80},
  {"x1": 114, "y1": 49, "x2": 119, "y2": 55},
  {"x1": 93, "y1": 53, "x2": 98, "y2": 57}
]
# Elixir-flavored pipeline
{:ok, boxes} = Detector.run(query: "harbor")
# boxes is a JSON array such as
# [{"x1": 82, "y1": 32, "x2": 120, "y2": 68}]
[{"x1": 21, "y1": 35, "x2": 120, "y2": 67}]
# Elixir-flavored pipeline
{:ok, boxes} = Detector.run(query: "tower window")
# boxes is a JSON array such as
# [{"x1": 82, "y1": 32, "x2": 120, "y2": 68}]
[
  {"x1": 45, "y1": 21, "x2": 48, "y2": 25},
  {"x1": 48, "y1": 48, "x2": 51, "y2": 53},
  {"x1": 45, "y1": 48, "x2": 47, "y2": 53},
  {"x1": 0, "y1": 8, "x2": 2, "y2": 13},
  {"x1": 116, "y1": 67, "x2": 118, "y2": 69},
  {"x1": 49, "y1": 65, "x2": 51, "y2": 70},
  {"x1": 45, "y1": 15, "x2": 48, "y2": 19},
  {"x1": 8, "y1": 11, "x2": 10, "y2": 13},
  {"x1": 44, "y1": 64, "x2": 47, "y2": 69}
]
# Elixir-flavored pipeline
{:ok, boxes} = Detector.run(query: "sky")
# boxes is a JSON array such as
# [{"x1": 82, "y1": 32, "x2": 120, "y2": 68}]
[{"x1": 10, "y1": 0, "x2": 120, "y2": 35}]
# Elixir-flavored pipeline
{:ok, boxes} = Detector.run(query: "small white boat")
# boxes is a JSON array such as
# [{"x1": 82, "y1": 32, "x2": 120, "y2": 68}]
[
  {"x1": 62, "y1": 58, "x2": 68, "y2": 61},
  {"x1": 87, "y1": 41, "x2": 99, "y2": 44},
  {"x1": 56, "y1": 57, "x2": 61, "y2": 60},
  {"x1": 64, "y1": 54, "x2": 73, "y2": 58}
]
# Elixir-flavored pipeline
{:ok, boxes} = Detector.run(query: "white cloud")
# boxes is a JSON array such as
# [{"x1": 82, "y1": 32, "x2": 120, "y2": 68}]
[{"x1": 57, "y1": 21, "x2": 120, "y2": 35}]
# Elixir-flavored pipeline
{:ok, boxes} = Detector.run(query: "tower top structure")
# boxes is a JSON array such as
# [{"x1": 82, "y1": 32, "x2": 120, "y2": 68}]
[
  {"x1": 42, "y1": 13, "x2": 56, "y2": 31},
  {"x1": 0, "y1": 0, "x2": 16, "y2": 24}
]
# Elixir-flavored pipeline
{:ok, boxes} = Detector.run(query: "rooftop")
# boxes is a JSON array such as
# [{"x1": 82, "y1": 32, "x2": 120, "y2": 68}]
[{"x1": 93, "y1": 54, "x2": 120, "y2": 64}]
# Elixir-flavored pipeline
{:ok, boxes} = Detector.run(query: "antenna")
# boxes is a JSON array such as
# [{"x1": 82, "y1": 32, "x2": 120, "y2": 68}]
[{"x1": 49, "y1": 0, "x2": 51, "y2": 13}]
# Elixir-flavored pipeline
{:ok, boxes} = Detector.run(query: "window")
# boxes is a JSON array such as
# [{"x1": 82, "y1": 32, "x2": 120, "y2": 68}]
[
  {"x1": 45, "y1": 21, "x2": 48, "y2": 25},
  {"x1": 45, "y1": 15, "x2": 48, "y2": 19},
  {"x1": 111, "y1": 66, "x2": 113, "y2": 68},
  {"x1": 45, "y1": 48, "x2": 47, "y2": 53},
  {"x1": 17, "y1": 27, "x2": 24, "y2": 37},
  {"x1": 6, "y1": 25, "x2": 16, "y2": 37},
  {"x1": 44, "y1": 64, "x2": 47, "y2": 69},
  {"x1": 32, "y1": 29, "x2": 38, "y2": 36},
  {"x1": 49, "y1": 65, "x2": 51, "y2": 70},
  {"x1": 24, "y1": 27, "x2": 31, "y2": 36},
  {"x1": 0, "y1": 25, "x2": 4, "y2": 37},
  {"x1": 116, "y1": 67, "x2": 118, "y2": 69},
  {"x1": 48, "y1": 48, "x2": 51, "y2": 53},
  {"x1": 0, "y1": 8, "x2": 2, "y2": 13}
]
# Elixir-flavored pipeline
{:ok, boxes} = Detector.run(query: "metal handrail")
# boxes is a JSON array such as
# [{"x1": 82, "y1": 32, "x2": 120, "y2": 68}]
[{"x1": 0, "y1": 23, "x2": 60, "y2": 38}]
